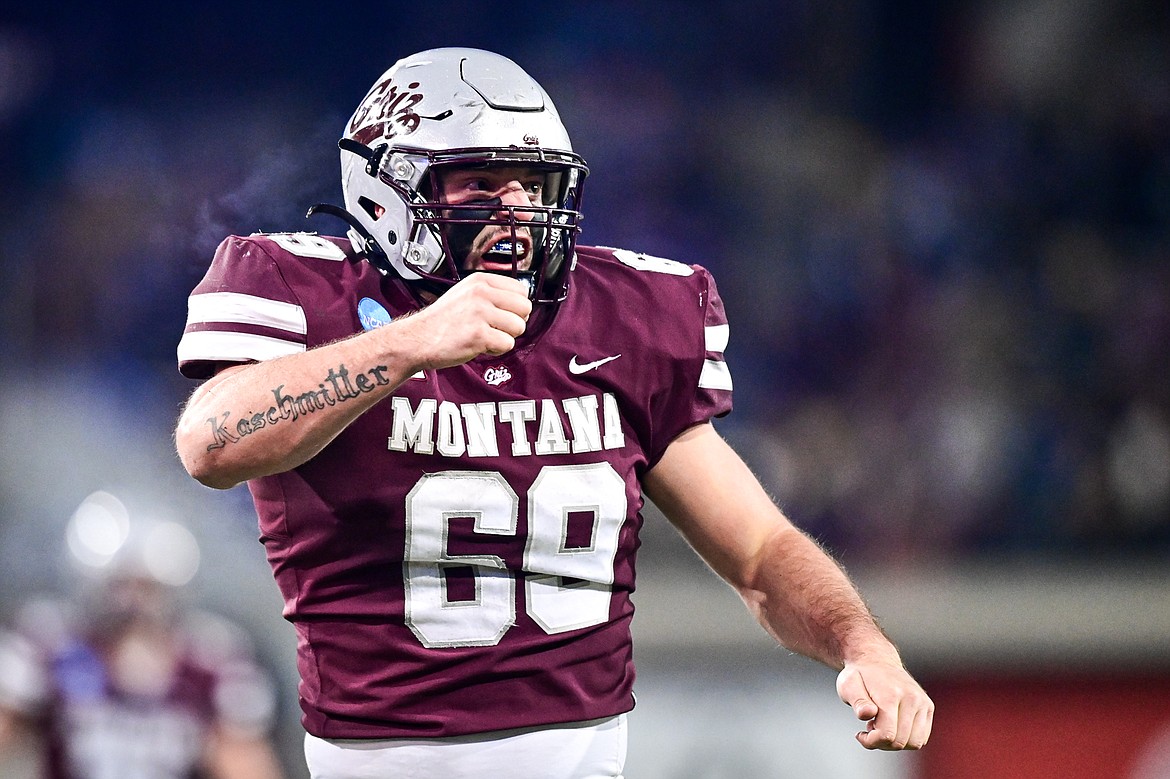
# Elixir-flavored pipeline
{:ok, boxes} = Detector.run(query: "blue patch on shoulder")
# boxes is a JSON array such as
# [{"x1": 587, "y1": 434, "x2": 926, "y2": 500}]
[{"x1": 357, "y1": 298, "x2": 393, "y2": 331}]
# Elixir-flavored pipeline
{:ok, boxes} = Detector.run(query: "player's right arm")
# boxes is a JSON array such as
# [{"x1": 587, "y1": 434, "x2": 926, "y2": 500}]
[
  {"x1": 643, "y1": 422, "x2": 933, "y2": 750},
  {"x1": 175, "y1": 272, "x2": 531, "y2": 490}
]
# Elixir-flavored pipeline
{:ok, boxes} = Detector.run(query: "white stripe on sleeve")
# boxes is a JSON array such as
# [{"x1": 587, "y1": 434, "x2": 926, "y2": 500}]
[
  {"x1": 186, "y1": 292, "x2": 307, "y2": 335},
  {"x1": 177, "y1": 330, "x2": 306, "y2": 365},
  {"x1": 698, "y1": 359, "x2": 733, "y2": 391},
  {"x1": 704, "y1": 324, "x2": 729, "y2": 353}
]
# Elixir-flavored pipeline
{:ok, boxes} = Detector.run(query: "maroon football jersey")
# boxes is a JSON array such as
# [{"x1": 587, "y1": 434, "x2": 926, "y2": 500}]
[{"x1": 178, "y1": 233, "x2": 733, "y2": 738}]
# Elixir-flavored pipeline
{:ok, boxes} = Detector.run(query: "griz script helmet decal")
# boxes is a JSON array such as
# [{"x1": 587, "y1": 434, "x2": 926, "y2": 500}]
[{"x1": 347, "y1": 78, "x2": 426, "y2": 146}]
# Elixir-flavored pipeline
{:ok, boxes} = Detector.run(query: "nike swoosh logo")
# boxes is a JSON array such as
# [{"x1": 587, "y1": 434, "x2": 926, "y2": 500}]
[{"x1": 569, "y1": 354, "x2": 622, "y2": 374}]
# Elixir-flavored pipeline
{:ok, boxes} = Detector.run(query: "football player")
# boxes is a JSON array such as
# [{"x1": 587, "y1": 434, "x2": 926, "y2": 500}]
[
  {"x1": 0, "y1": 574, "x2": 284, "y2": 779},
  {"x1": 175, "y1": 47, "x2": 933, "y2": 778}
]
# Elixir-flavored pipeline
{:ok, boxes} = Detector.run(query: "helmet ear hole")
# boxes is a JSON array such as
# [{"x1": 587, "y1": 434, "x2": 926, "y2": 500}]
[{"x1": 357, "y1": 196, "x2": 382, "y2": 220}]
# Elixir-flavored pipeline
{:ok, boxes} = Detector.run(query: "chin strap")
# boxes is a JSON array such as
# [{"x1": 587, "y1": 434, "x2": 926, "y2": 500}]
[
  {"x1": 339, "y1": 137, "x2": 389, "y2": 177},
  {"x1": 305, "y1": 203, "x2": 394, "y2": 274}
]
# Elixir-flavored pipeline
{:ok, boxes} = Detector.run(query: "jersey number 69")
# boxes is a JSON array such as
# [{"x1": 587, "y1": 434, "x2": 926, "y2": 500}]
[{"x1": 403, "y1": 463, "x2": 626, "y2": 648}]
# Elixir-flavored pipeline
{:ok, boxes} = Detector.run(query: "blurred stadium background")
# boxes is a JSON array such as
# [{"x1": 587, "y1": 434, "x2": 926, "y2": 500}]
[{"x1": 1, "y1": 1, "x2": 1167, "y2": 776}]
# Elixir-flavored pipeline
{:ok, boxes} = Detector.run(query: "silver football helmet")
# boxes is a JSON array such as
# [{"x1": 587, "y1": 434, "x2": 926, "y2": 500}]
[{"x1": 311, "y1": 48, "x2": 588, "y2": 304}]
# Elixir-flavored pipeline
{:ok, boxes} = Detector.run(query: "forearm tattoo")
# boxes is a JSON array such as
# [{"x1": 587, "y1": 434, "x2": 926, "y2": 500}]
[{"x1": 204, "y1": 363, "x2": 392, "y2": 451}]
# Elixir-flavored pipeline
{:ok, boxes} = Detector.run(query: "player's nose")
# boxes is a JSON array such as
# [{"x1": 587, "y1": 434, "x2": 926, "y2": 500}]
[{"x1": 496, "y1": 183, "x2": 535, "y2": 220}]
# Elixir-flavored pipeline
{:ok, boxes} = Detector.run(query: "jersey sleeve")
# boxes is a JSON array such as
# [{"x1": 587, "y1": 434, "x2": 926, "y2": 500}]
[
  {"x1": 645, "y1": 265, "x2": 734, "y2": 466},
  {"x1": 177, "y1": 235, "x2": 308, "y2": 380},
  {"x1": 693, "y1": 267, "x2": 734, "y2": 419}
]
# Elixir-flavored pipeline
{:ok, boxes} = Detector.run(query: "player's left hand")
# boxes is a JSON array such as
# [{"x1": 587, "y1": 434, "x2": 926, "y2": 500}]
[{"x1": 836, "y1": 658, "x2": 934, "y2": 750}]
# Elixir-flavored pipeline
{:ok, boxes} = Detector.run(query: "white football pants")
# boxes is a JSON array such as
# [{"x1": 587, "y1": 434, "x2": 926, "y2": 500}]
[{"x1": 304, "y1": 714, "x2": 627, "y2": 779}]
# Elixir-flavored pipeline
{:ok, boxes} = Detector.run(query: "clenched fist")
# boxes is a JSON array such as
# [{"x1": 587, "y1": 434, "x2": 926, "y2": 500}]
[
  {"x1": 837, "y1": 660, "x2": 934, "y2": 750},
  {"x1": 394, "y1": 273, "x2": 533, "y2": 372}
]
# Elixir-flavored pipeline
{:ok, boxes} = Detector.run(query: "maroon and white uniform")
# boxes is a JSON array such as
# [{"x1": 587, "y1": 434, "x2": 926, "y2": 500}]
[
  {"x1": 177, "y1": 233, "x2": 733, "y2": 739},
  {"x1": 0, "y1": 610, "x2": 276, "y2": 779}
]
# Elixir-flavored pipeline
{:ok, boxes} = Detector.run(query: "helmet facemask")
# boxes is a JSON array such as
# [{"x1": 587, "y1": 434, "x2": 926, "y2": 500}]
[
  {"x1": 314, "y1": 142, "x2": 587, "y2": 304},
  {"x1": 404, "y1": 152, "x2": 586, "y2": 303}
]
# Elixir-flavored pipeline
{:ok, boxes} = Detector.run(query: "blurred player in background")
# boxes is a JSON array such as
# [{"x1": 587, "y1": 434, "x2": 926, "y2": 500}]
[
  {"x1": 174, "y1": 47, "x2": 932, "y2": 777},
  {"x1": 0, "y1": 572, "x2": 286, "y2": 779}
]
